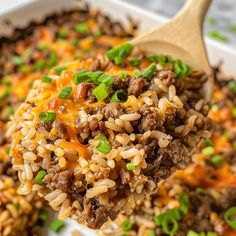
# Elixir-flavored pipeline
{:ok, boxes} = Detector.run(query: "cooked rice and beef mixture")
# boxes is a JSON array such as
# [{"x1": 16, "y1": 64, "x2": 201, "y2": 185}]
[
  {"x1": 0, "y1": 5, "x2": 135, "y2": 235},
  {"x1": 8, "y1": 42, "x2": 211, "y2": 229},
  {"x1": 101, "y1": 68, "x2": 236, "y2": 236}
]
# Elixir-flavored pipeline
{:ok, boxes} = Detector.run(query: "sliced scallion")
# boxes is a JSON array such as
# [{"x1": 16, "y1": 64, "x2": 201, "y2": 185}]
[
  {"x1": 133, "y1": 70, "x2": 142, "y2": 78},
  {"x1": 96, "y1": 134, "x2": 111, "y2": 154},
  {"x1": 93, "y1": 83, "x2": 109, "y2": 101},
  {"x1": 142, "y1": 63, "x2": 157, "y2": 79},
  {"x1": 50, "y1": 219, "x2": 65, "y2": 233},
  {"x1": 162, "y1": 216, "x2": 179, "y2": 234},
  {"x1": 232, "y1": 107, "x2": 236, "y2": 117},
  {"x1": 178, "y1": 192, "x2": 189, "y2": 215},
  {"x1": 202, "y1": 146, "x2": 214, "y2": 156},
  {"x1": 42, "y1": 75, "x2": 52, "y2": 83},
  {"x1": 35, "y1": 170, "x2": 47, "y2": 185},
  {"x1": 130, "y1": 58, "x2": 141, "y2": 66},
  {"x1": 118, "y1": 71, "x2": 127, "y2": 79},
  {"x1": 38, "y1": 208, "x2": 48, "y2": 225},
  {"x1": 126, "y1": 162, "x2": 136, "y2": 171},
  {"x1": 210, "y1": 155, "x2": 222, "y2": 166},
  {"x1": 224, "y1": 207, "x2": 236, "y2": 229},
  {"x1": 54, "y1": 65, "x2": 66, "y2": 75},
  {"x1": 12, "y1": 56, "x2": 23, "y2": 65},
  {"x1": 110, "y1": 90, "x2": 127, "y2": 103},
  {"x1": 204, "y1": 138, "x2": 213, "y2": 147},
  {"x1": 58, "y1": 87, "x2": 72, "y2": 99},
  {"x1": 148, "y1": 230, "x2": 156, "y2": 236},
  {"x1": 39, "y1": 111, "x2": 56, "y2": 122},
  {"x1": 208, "y1": 30, "x2": 228, "y2": 42},
  {"x1": 75, "y1": 23, "x2": 88, "y2": 34},
  {"x1": 121, "y1": 219, "x2": 133, "y2": 231},
  {"x1": 229, "y1": 81, "x2": 236, "y2": 94},
  {"x1": 97, "y1": 73, "x2": 114, "y2": 85}
]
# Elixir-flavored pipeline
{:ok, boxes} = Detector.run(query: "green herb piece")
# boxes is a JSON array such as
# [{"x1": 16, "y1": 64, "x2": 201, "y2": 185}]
[
  {"x1": 174, "y1": 59, "x2": 192, "y2": 79},
  {"x1": 71, "y1": 39, "x2": 79, "y2": 47},
  {"x1": 118, "y1": 71, "x2": 127, "y2": 79},
  {"x1": 134, "y1": 70, "x2": 142, "y2": 78},
  {"x1": 93, "y1": 83, "x2": 109, "y2": 101},
  {"x1": 47, "y1": 51, "x2": 58, "y2": 69},
  {"x1": 58, "y1": 87, "x2": 72, "y2": 99},
  {"x1": 233, "y1": 142, "x2": 236, "y2": 150},
  {"x1": 147, "y1": 54, "x2": 159, "y2": 63},
  {"x1": 15, "y1": 203, "x2": 20, "y2": 210},
  {"x1": 94, "y1": 30, "x2": 102, "y2": 37},
  {"x1": 187, "y1": 230, "x2": 200, "y2": 236},
  {"x1": 58, "y1": 29, "x2": 69, "y2": 38},
  {"x1": 35, "y1": 170, "x2": 47, "y2": 185},
  {"x1": 97, "y1": 73, "x2": 114, "y2": 85},
  {"x1": 54, "y1": 65, "x2": 66, "y2": 75},
  {"x1": 224, "y1": 206, "x2": 236, "y2": 229},
  {"x1": 74, "y1": 70, "x2": 93, "y2": 84},
  {"x1": 229, "y1": 81, "x2": 236, "y2": 94},
  {"x1": 33, "y1": 60, "x2": 46, "y2": 72},
  {"x1": 178, "y1": 192, "x2": 189, "y2": 215},
  {"x1": 0, "y1": 89, "x2": 10, "y2": 102},
  {"x1": 202, "y1": 146, "x2": 214, "y2": 156},
  {"x1": 2, "y1": 78, "x2": 11, "y2": 85},
  {"x1": 22, "y1": 49, "x2": 32, "y2": 58},
  {"x1": 121, "y1": 219, "x2": 133, "y2": 231},
  {"x1": 208, "y1": 30, "x2": 228, "y2": 42},
  {"x1": 196, "y1": 187, "x2": 205, "y2": 194},
  {"x1": 204, "y1": 138, "x2": 213, "y2": 147},
  {"x1": 126, "y1": 162, "x2": 136, "y2": 171},
  {"x1": 208, "y1": 17, "x2": 216, "y2": 25},
  {"x1": 12, "y1": 56, "x2": 23, "y2": 65},
  {"x1": 142, "y1": 63, "x2": 157, "y2": 79},
  {"x1": 154, "y1": 209, "x2": 181, "y2": 226},
  {"x1": 130, "y1": 58, "x2": 141, "y2": 66},
  {"x1": 7, "y1": 106, "x2": 14, "y2": 117},
  {"x1": 19, "y1": 65, "x2": 31, "y2": 74},
  {"x1": 148, "y1": 230, "x2": 156, "y2": 236},
  {"x1": 50, "y1": 219, "x2": 65, "y2": 233},
  {"x1": 37, "y1": 43, "x2": 48, "y2": 51},
  {"x1": 232, "y1": 107, "x2": 236, "y2": 117},
  {"x1": 75, "y1": 23, "x2": 89, "y2": 34},
  {"x1": 96, "y1": 134, "x2": 111, "y2": 154},
  {"x1": 210, "y1": 155, "x2": 222, "y2": 166},
  {"x1": 111, "y1": 90, "x2": 127, "y2": 103},
  {"x1": 106, "y1": 43, "x2": 133, "y2": 65},
  {"x1": 229, "y1": 25, "x2": 236, "y2": 33},
  {"x1": 38, "y1": 208, "x2": 48, "y2": 224},
  {"x1": 207, "y1": 232, "x2": 217, "y2": 236},
  {"x1": 42, "y1": 75, "x2": 52, "y2": 83},
  {"x1": 162, "y1": 216, "x2": 179, "y2": 234},
  {"x1": 39, "y1": 111, "x2": 56, "y2": 122}
]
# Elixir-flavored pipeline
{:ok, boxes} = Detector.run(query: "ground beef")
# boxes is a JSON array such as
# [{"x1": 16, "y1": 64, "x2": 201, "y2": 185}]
[
  {"x1": 0, "y1": 130, "x2": 6, "y2": 145},
  {"x1": 52, "y1": 120, "x2": 68, "y2": 139},
  {"x1": 153, "y1": 166, "x2": 172, "y2": 183},
  {"x1": 138, "y1": 111, "x2": 161, "y2": 132},
  {"x1": 223, "y1": 150, "x2": 236, "y2": 164},
  {"x1": 195, "y1": 117, "x2": 213, "y2": 130},
  {"x1": 219, "y1": 187, "x2": 236, "y2": 210},
  {"x1": 43, "y1": 164, "x2": 72, "y2": 192},
  {"x1": 103, "y1": 103, "x2": 124, "y2": 119},
  {"x1": 120, "y1": 168, "x2": 131, "y2": 185},
  {"x1": 158, "y1": 70, "x2": 176, "y2": 86},
  {"x1": 128, "y1": 77, "x2": 145, "y2": 96}
]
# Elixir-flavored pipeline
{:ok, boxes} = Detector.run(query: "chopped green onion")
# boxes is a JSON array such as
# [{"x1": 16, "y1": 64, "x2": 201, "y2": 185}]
[
  {"x1": 207, "y1": 30, "x2": 228, "y2": 42},
  {"x1": 15, "y1": 203, "x2": 20, "y2": 210},
  {"x1": 54, "y1": 65, "x2": 66, "y2": 75},
  {"x1": 37, "y1": 43, "x2": 48, "y2": 51},
  {"x1": 210, "y1": 155, "x2": 222, "y2": 166},
  {"x1": 224, "y1": 206, "x2": 236, "y2": 229},
  {"x1": 211, "y1": 103, "x2": 218, "y2": 112},
  {"x1": 39, "y1": 111, "x2": 56, "y2": 122},
  {"x1": 207, "y1": 232, "x2": 217, "y2": 236},
  {"x1": 33, "y1": 60, "x2": 46, "y2": 72},
  {"x1": 93, "y1": 83, "x2": 109, "y2": 101},
  {"x1": 130, "y1": 58, "x2": 141, "y2": 66},
  {"x1": 75, "y1": 23, "x2": 89, "y2": 34},
  {"x1": 35, "y1": 170, "x2": 47, "y2": 185},
  {"x1": 178, "y1": 192, "x2": 189, "y2": 215},
  {"x1": 74, "y1": 70, "x2": 93, "y2": 84},
  {"x1": 147, "y1": 54, "x2": 159, "y2": 63},
  {"x1": 110, "y1": 90, "x2": 127, "y2": 103},
  {"x1": 126, "y1": 162, "x2": 136, "y2": 171},
  {"x1": 148, "y1": 230, "x2": 156, "y2": 236},
  {"x1": 0, "y1": 89, "x2": 10, "y2": 102},
  {"x1": 174, "y1": 60, "x2": 192, "y2": 79},
  {"x1": 133, "y1": 70, "x2": 142, "y2": 78},
  {"x1": 142, "y1": 63, "x2": 157, "y2": 79},
  {"x1": 187, "y1": 230, "x2": 200, "y2": 236},
  {"x1": 19, "y1": 65, "x2": 31, "y2": 74},
  {"x1": 58, "y1": 29, "x2": 69, "y2": 38},
  {"x1": 71, "y1": 39, "x2": 79, "y2": 47},
  {"x1": 233, "y1": 142, "x2": 236, "y2": 150},
  {"x1": 96, "y1": 134, "x2": 111, "y2": 154},
  {"x1": 229, "y1": 81, "x2": 236, "y2": 94},
  {"x1": 204, "y1": 138, "x2": 213, "y2": 147},
  {"x1": 22, "y1": 49, "x2": 32, "y2": 58},
  {"x1": 38, "y1": 208, "x2": 48, "y2": 224},
  {"x1": 230, "y1": 25, "x2": 236, "y2": 33},
  {"x1": 50, "y1": 219, "x2": 65, "y2": 233},
  {"x1": 208, "y1": 17, "x2": 217, "y2": 25},
  {"x1": 118, "y1": 71, "x2": 127, "y2": 79},
  {"x1": 2, "y1": 78, "x2": 11, "y2": 85},
  {"x1": 97, "y1": 73, "x2": 114, "y2": 85},
  {"x1": 196, "y1": 187, "x2": 205, "y2": 194},
  {"x1": 42, "y1": 75, "x2": 52, "y2": 83},
  {"x1": 47, "y1": 51, "x2": 58, "y2": 69},
  {"x1": 202, "y1": 146, "x2": 214, "y2": 156},
  {"x1": 12, "y1": 56, "x2": 23, "y2": 65},
  {"x1": 162, "y1": 216, "x2": 179, "y2": 234},
  {"x1": 154, "y1": 209, "x2": 181, "y2": 226},
  {"x1": 106, "y1": 43, "x2": 133, "y2": 65},
  {"x1": 7, "y1": 106, "x2": 14, "y2": 117},
  {"x1": 232, "y1": 107, "x2": 236, "y2": 117},
  {"x1": 121, "y1": 219, "x2": 133, "y2": 231},
  {"x1": 94, "y1": 30, "x2": 102, "y2": 37},
  {"x1": 58, "y1": 87, "x2": 72, "y2": 99}
]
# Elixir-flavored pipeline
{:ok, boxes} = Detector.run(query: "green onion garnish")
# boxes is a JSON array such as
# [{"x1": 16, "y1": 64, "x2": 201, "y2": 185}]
[
  {"x1": 110, "y1": 90, "x2": 127, "y2": 103},
  {"x1": 224, "y1": 207, "x2": 236, "y2": 229},
  {"x1": 39, "y1": 111, "x2": 56, "y2": 122},
  {"x1": 147, "y1": 54, "x2": 159, "y2": 63},
  {"x1": 106, "y1": 43, "x2": 133, "y2": 65},
  {"x1": 232, "y1": 107, "x2": 236, "y2": 117},
  {"x1": 58, "y1": 87, "x2": 72, "y2": 99},
  {"x1": 7, "y1": 106, "x2": 14, "y2": 117},
  {"x1": 42, "y1": 75, "x2": 52, "y2": 83},
  {"x1": 207, "y1": 30, "x2": 228, "y2": 42},
  {"x1": 54, "y1": 65, "x2": 66, "y2": 75},
  {"x1": 75, "y1": 23, "x2": 89, "y2": 34},
  {"x1": 174, "y1": 59, "x2": 192, "y2": 79},
  {"x1": 37, "y1": 43, "x2": 48, "y2": 51},
  {"x1": 233, "y1": 142, "x2": 236, "y2": 150},
  {"x1": 35, "y1": 170, "x2": 47, "y2": 185},
  {"x1": 74, "y1": 70, "x2": 93, "y2": 84},
  {"x1": 96, "y1": 134, "x2": 111, "y2": 154},
  {"x1": 47, "y1": 51, "x2": 58, "y2": 69},
  {"x1": 154, "y1": 209, "x2": 181, "y2": 226},
  {"x1": 22, "y1": 49, "x2": 32, "y2": 58},
  {"x1": 50, "y1": 219, "x2": 65, "y2": 233},
  {"x1": 208, "y1": 17, "x2": 217, "y2": 25},
  {"x1": 162, "y1": 216, "x2": 179, "y2": 234},
  {"x1": 202, "y1": 146, "x2": 214, "y2": 156},
  {"x1": 130, "y1": 58, "x2": 141, "y2": 66},
  {"x1": 230, "y1": 25, "x2": 236, "y2": 33},
  {"x1": 133, "y1": 70, "x2": 142, "y2": 78},
  {"x1": 196, "y1": 187, "x2": 205, "y2": 194},
  {"x1": 97, "y1": 73, "x2": 114, "y2": 85},
  {"x1": 2, "y1": 78, "x2": 11, "y2": 85},
  {"x1": 94, "y1": 30, "x2": 102, "y2": 37},
  {"x1": 210, "y1": 155, "x2": 222, "y2": 166},
  {"x1": 148, "y1": 230, "x2": 156, "y2": 236},
  {"x1": 229, "y1": 81, "x2": 236, "y2": 94},
  {"x1": 126, "y1": 162, "x2": 136, "y2": 171},
  {"x1": 93, "y1": 83, "x2": 109, "y2": 101},
  {"x1": 142, "y1": 63, "x2": 157, "y2": 79},
  {"x1": 38, "y1": 208, "x2": 48, "y2": 224},
  {"x1": 186, "y1": 230, "x2": 200, "y2": 236},
  {"x1": 12, "y1": 56, "x2": 23, "y2": 65},
  {"x1": 58, "y1": 29, "x2": 69, "y2": 38},
  {"x1": 207, "y1": 232, "x2": 217, "y2": 236},
  {"x1": 178, "y1": 192, "x2": 189, "y2": 215},
  {"x1": 204, "y1": 138, "x2": 213, "y2": 147},
  {"x1": 121, "y1": 219, "x2": 133, "y2": 231},
  {"x1": 118, "y1": 71, "x2": 127, "y2": 79},
  {"x1": 71, "y1": 39, "x2": 79, "y2": 47},
  {"x1": 15, "y1": 203, "x2": 20, "y2": 210}
]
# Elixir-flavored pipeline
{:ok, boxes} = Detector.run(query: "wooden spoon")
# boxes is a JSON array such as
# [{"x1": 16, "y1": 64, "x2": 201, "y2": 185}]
[{"x1": 131, "y1": 0, "x2": 213, "y2": 101}]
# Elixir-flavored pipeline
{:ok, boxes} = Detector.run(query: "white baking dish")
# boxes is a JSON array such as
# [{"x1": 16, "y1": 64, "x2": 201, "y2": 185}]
[{"x1": 1, "y1": 0, "x2": 236, "y2": 235}]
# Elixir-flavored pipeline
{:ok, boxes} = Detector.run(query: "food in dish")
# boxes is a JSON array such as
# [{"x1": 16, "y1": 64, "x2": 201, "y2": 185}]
[
  {"x1": 102, "y1": 67, "x2": 236, "y2": 236},
  {"x1": 8, "y1": 42, "x2": 211, "y2": 229}
]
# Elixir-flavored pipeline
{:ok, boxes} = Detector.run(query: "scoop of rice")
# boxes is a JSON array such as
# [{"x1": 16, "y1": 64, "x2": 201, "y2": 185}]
[{"x1": 7, "y1": 44, "x2": 211, "y2": 229}]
